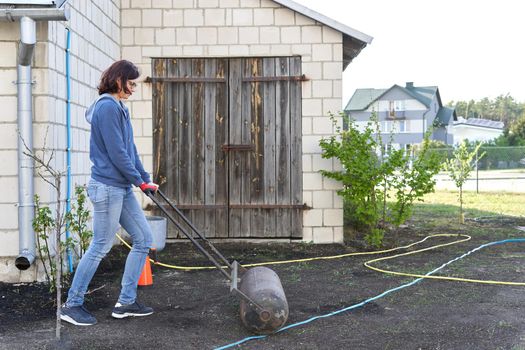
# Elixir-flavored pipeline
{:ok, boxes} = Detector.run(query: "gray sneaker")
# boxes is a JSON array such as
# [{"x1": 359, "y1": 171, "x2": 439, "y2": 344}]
[
  {"x1": 60, "y1": 305, "x2": 97, "y2": 326},
  {"x1": 111, "y1": 301, "x2": 153, "y2": 319}
]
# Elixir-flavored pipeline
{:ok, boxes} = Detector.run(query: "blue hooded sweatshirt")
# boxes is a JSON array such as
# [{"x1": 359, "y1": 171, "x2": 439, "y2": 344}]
[{"x1": 85, "y1": 94, "x2": 151, "y2": 188}]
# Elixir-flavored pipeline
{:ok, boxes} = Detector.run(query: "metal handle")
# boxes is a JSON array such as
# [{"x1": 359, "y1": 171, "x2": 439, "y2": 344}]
[{"x1": 147, "y1": 191, "x2": 233, "y2": 280}]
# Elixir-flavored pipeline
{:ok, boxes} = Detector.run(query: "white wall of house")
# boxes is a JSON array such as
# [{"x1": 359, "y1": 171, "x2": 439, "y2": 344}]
[
  {"x1": 365, "y1": 99, "x2": 426, "y2": 113},
  {"x1": 355, "y1": 119, "x2": 425, "y2": 134},
  {"x1": 453, "y1": 125, "x2": 503, "y2": 144},
  {"x1": 0, "y1": 0, "x2": 120, "y2": 282}
]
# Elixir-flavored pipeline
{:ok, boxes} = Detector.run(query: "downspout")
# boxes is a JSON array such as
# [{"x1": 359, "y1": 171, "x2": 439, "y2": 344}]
[
  {"x1": 0, "y1": 7, "x2": 70, "y2": 270},
  {"x1": 15, "y1": 17, "x2": 36, "y2": 270}
]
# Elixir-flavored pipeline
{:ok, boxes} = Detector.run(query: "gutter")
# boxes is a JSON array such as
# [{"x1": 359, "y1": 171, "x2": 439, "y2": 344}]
[
  {"x1": 2, "y1": 6, "x2": 69, "y2": 270},
  {"x1": 0, "y1": 7, "x2": 68, "y2": 22}
]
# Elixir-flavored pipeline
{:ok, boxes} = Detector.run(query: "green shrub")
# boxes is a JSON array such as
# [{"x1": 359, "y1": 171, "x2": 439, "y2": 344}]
[{"x1": 320, "y1": 112, "x2": 441, "y2": 247}]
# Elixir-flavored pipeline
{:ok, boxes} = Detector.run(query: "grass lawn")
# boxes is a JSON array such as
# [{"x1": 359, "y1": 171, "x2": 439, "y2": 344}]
[{"x1": 417, "y1": 190, "x2": 525, "y2": 218}]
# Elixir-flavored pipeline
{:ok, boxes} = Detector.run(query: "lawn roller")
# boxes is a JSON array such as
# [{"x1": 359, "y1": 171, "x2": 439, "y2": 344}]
[{"x1": 147, "y1": 189, "x2": 289, "y2": 334}]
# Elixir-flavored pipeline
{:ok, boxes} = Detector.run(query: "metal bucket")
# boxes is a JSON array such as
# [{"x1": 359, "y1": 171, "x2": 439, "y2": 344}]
[
  {"x1": 146, "y1": 215, "x2": 167, "y2": 251},
  {"x1": 239, "y1": 266, "x2": 289, "y2": 334}
]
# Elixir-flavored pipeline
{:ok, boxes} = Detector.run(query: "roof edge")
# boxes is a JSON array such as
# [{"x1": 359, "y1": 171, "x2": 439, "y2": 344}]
[
  {"x1": 453, "y1": 123, "x2": 504, "y2": 130},
  {"x1": 272, "y1": 0, "x2": 373, "y2": 44}
]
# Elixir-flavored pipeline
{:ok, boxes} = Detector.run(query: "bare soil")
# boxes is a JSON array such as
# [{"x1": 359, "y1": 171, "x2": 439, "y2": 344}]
[{"x1": 1, "y1": 214, "x2": 525, "y2": 350}]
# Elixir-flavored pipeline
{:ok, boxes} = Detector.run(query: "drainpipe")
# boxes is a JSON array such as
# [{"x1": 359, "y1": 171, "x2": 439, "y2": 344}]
[
  {"x1": 14, "y1": 16, "x2": 36, "y2": 270},
  {"x1": 0, "y1": 7, "x2": 69, "y2": 270}
]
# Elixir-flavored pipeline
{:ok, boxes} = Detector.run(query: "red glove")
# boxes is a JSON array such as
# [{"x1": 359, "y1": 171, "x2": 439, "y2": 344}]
[{"x1": 139, "y1": 182, "x2": 158, "y2": 195}]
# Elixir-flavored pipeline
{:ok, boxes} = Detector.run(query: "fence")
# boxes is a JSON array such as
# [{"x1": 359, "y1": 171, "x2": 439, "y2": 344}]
[{"x1": 430, "y1": 146, "x2": 525, "y2": 193}]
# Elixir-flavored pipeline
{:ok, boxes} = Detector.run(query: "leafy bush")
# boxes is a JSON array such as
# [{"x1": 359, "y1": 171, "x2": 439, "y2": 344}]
[{"x1": 319, "y1": 112, "x2": 441, "y2": 247}]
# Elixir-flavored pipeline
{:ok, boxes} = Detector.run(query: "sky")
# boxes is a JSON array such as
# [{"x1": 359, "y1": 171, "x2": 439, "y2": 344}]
[{"x1": 294, "y1": 0, "x2": 525, "y2": 106}]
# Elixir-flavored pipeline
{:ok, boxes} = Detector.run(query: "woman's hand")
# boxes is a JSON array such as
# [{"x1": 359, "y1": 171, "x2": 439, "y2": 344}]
[{"x1": 139, "y1": 182, "x2": 159, "y2": 195}]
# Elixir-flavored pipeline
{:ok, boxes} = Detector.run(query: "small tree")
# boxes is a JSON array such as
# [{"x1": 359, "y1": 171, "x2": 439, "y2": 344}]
[
  {"x1": 20, "y1": 128, "x2": 67, "y2": 340},
  {"x1": 388, "y1": 135, "x2": 442, "y2": 227},
  {"x1": 443, "y1": 141, "x2": 485, "y2": 223}
]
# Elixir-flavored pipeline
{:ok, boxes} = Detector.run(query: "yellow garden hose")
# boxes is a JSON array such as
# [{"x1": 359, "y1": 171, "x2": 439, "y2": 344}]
[
  {"x1": 364, "y1": 234, "x2": 525, "y2": 286},
  {"x1": 116, "y1": 232, "x2": 525, "y2": 286}
]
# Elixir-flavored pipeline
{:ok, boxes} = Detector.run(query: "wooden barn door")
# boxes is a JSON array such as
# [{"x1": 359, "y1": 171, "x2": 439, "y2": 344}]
[{"x1": 152, "y1": 57, "x2": 303, "y2": 239}]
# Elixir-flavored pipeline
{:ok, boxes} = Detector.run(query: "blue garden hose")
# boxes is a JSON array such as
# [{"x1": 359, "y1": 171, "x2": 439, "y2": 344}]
[{"x1": 65, "y1": 28, "x2": 73, "y2": 272}]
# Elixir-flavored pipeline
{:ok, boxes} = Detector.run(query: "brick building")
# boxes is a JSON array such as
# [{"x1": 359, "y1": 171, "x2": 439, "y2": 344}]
[{"x1": 0, "y1": 0, "x2": 371, "y2": 282}]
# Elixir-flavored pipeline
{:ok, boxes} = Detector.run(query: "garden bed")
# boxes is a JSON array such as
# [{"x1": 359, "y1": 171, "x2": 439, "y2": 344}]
[{"x1": 1, "y1": 207, "x2": 525, "y2": 349}]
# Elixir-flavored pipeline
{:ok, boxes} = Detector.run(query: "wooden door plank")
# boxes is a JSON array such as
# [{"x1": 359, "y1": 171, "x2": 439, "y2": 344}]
[
  {"x1": 204, "y1": 59, "x2": 217, "y2": 238},
  {"x1": 290, "y1": 56, "x2": 303, "y2": 238},
  {"x1": 238, "y1": 58, "x2": 253, "y2": 238},
  {"x1": 192, "y1": 58, "x2": 206, "y2": 234},
  {"x1": 178, "y1": 59, "x2": 193, "y2": 231},
  {"x1": 152, "y1": 59, "x2": 167, "y2": 190},
  {"x1": 228, "y1": 58, "x2": 243, "y2": 238},
  {"x1": 275, "y1": 57, "x2": 291, "y2": 237},
  {"x1": 215, "y1": 58, "x2": 229, "y2": 238},
  {"x1": 262, "y1": 57, "x2": 277, "y2": 238},
  {"x1": 167, "y1": 59, "x2": 179, "y2": 205},
  {"x1": 249, "y1": 57, "x2": 265, "y2": 237}
]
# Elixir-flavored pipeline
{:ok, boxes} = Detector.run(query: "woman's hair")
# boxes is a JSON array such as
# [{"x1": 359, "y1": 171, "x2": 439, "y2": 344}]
[{"x1": 98, "y1": 60, "x2": 140, "y2": 95}]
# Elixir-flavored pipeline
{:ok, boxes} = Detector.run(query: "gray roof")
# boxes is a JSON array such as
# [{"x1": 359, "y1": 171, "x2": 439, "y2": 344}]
[
  {"x1": 344, "y1": 88, "x2": 387, "y2": 111},
  {"x1": 345, "y1": 84, "x2": 439, "y2": 111},
  {"x1": 454, "y1": 117, "x2": 504, "y2": 130},
  {"x1": 436, "y1": 107, "x2": 457, "y2": 125},
  {"x1": 405, "y1": 85, "x2": 438, "y2": 107},
  {"x1": 273, "y1": 0, "x2": 373, "y2": 69}
]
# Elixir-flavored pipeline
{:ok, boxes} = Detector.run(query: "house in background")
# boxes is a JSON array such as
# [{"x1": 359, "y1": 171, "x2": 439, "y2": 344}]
[
  {"x1": 453, "y1": 117, "x2": 504, "y2": 144},
  {"x1": 344, "y1": 82, "x2": 457, "y2": 150},
  {"x1": 0, "y1": 0, "x2": 372, "y2": 282}
]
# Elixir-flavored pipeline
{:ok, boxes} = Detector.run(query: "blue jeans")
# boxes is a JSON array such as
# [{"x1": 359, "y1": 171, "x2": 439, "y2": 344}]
[{"x1": 66, "y1": 178, "x2": 153, "y2": 306}]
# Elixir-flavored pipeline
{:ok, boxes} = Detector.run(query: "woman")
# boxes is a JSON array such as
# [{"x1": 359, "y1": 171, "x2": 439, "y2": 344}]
[{"x1": 61, "y1": 60, "x2": 158, "y2": 326}]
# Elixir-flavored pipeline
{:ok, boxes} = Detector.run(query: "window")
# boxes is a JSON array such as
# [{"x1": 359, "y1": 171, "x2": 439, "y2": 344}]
[
  {"x1": 389, "y1": 100, "x2": 405, "y2": 118},
  {"x1": 395, "y1": 100, "x2": 405, "y2": 111},
  {"x1": 398, "y1": 120, "x2": 406, "y2": 132}
]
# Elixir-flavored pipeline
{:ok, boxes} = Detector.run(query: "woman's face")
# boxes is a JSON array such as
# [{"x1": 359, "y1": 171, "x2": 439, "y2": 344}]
[{"x1": 117, "y1": 78, "x2": 137, "y2": 100}]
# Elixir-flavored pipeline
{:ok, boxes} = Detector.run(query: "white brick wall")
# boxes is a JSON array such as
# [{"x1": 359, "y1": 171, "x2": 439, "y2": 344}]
[
  {"x1": 1, "y1": 0, "x2": 347, "y2": 282},
  {"x1": 0, "y1": 0, "x2": 121, "y2": 281},
  {"x1": 115, "y1": 0, "x2": 343, "y2": 243}
]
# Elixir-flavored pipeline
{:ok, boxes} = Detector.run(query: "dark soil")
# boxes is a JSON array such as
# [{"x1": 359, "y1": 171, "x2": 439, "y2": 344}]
[{"x1": 1, "y1": 215, "x2": 525, "y2": 349}]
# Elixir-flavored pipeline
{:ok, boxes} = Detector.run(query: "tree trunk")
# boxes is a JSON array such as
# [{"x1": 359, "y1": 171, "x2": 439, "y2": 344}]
[
  {"x1": 55, "y1": 179, "x2": 62, "y2": 340},
  {"x1": 459, "y1": 186, "x2": 464, "y2": 225}
]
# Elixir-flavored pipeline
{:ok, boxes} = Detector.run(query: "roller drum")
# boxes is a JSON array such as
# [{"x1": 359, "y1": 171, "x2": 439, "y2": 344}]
[{"x1": 239, "y1": 266, "x2": 289, "y2": 334}]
